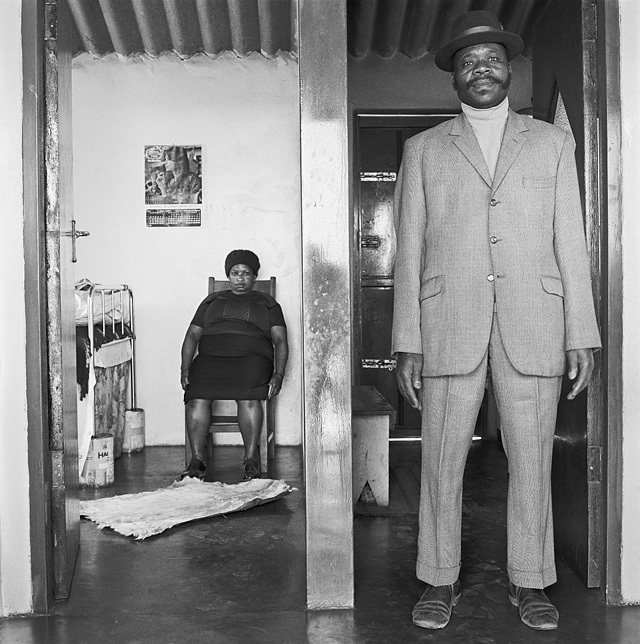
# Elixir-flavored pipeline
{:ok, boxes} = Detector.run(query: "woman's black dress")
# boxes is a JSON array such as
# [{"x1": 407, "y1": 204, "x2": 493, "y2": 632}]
[{"x1": 184, "y1": 289, "x2": 285, "y2": 402}]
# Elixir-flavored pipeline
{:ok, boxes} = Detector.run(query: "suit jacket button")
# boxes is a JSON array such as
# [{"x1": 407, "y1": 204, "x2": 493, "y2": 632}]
[
  {"x1": 490, "y1": 236, "x2": 498, "y2": 244},
  {"x1": 490, "y1": 198, "x2": 498, "y2": 206},
  {"x1": 487, "y1": 274, "x2": 495, "y2": 282}
]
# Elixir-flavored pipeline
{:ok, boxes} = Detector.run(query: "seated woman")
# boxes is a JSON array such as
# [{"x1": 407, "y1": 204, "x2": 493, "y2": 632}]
[{"x1": 180, "y1": 249, "x2": 288, "y2": 480}]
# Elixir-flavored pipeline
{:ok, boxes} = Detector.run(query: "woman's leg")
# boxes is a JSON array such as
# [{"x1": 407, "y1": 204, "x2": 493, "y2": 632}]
[
  {"x1": 185, "y1": 398, "x2": 212, "y2": 463},
  {"x1": 236, "y1": 399, "x2": 263, "y2": 461}
]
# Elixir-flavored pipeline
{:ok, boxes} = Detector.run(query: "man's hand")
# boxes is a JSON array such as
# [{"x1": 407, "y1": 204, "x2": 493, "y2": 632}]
[
  {"x1": 395, "y1": 352, "x2": 424, "y2": 410},
  {"x1": 566, "y1": 348, "x2": 594, "y2": 400}
]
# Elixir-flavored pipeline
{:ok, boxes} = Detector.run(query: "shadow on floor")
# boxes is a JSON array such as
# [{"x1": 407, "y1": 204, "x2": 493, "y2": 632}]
[{"x1": 2, "y1": 442, "x2": 639, "y2": 644}]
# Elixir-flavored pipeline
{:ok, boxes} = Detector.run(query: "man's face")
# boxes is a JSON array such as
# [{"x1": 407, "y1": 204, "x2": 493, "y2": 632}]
[{"x1": 451, "y1": 43, "x2": 511, "y2": 109}]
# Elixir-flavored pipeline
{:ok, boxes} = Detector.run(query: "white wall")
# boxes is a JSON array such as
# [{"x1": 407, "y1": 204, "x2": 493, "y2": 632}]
[
  {"x1": 0, "y1": 0, "x2": 33, "y2": 616},
  {"x1": 620, "y1": 0, "x2": 640, "y2": 604},
  {"x1": 72, "y1": 52, "x2": 302, "y2": 446}
]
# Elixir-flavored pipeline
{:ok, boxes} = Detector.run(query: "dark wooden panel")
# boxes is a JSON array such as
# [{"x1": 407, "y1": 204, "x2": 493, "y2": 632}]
[
  {"x1": 598, "y1": 0, "x2": 623, "y2": 604},
  {"x1": 354, "y1": 116, "x2": 455, "y2": 432},
  {"x1": 352, "y1": 385, "x2": 395, "y2": 416},
  {"x1": 23, "y1": 0, "x2": 53, "y2": 611},
  {"x1": 45, "y1": 0, "x2": 80, "y2": 601},
  {"x1": 360, "y1": 286, "x2": 421, "y2": 429},
  {"x1": 533, "y1": 0, "x2": 605, "y2": 588}
]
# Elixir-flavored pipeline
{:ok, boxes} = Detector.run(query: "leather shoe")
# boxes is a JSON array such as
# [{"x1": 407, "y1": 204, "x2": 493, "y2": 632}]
[
  {"x1": 180, "y1": 457, "x2": 206, "y2": 481},
  {"x1": 508, "y1": 582, "x2": 559, "y2": 630},
  {"x1": 412, "y1": 580, "x2": 461, "y2": 629}
]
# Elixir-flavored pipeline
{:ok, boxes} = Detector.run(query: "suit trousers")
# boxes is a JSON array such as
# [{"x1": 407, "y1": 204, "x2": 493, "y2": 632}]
[{"x1": 417, "y1": 311, "x2": 562, "y2": 589}]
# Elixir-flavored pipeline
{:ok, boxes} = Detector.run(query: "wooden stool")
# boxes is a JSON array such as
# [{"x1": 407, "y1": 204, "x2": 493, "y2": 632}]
[{"x1": 351, "y1": 385, "x2": 396, "y2": 506}]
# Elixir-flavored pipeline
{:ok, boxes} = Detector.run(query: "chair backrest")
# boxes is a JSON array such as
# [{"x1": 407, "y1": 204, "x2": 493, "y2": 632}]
[{"x1": 208, "y1": 276, "x2": 276, "y2": 297}]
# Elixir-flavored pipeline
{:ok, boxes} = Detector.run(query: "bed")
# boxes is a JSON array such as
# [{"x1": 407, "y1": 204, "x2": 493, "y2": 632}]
[{"x1": 75, "y1": 280, "x2": 136, "y2": 476}]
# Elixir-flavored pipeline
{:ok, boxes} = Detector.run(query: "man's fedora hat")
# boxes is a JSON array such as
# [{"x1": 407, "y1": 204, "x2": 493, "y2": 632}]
[{"x1": 435, "y1": 10, "x2": 524, "y2": 72}]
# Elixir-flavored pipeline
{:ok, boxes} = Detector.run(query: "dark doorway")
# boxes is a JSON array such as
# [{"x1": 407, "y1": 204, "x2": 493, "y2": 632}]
[
  {"x1": 532, "y1": 0, "x2": 607, "y2": 589},
  {"x1": 353, "y1": 114, "x2": 454, "y2": 435}
]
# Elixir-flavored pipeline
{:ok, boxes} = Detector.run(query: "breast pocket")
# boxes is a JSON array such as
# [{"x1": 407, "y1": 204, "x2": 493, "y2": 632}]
[{"x1": 523, "y1": 176, "x2": 555, "y2": 190}]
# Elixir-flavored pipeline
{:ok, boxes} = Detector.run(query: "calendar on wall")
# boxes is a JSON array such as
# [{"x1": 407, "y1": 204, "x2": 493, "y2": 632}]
[{"x1": 146, "y1": 209, "x2": 201, "y2": 228}]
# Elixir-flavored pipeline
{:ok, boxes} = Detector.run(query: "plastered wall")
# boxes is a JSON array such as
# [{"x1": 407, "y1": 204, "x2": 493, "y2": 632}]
[
  {"x1": 72, "y1": 52, "x2": 302, "y2": 446},
  {"x1": 0, "y1": 0, "x2": 32, "y2": 616}
]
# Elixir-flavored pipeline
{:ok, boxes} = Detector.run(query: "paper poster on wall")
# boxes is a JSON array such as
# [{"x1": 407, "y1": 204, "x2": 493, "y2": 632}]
[{"x1": 145, "y1": 145, "x2": 202, "y2": 205}]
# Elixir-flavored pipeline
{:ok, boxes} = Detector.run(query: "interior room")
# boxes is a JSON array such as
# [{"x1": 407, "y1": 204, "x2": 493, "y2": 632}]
[
  {"x1": 71, "y1": 30, "x2": 303, "y2": 453},
  {"x1": 69, "y1": 0, "x2": 535, "y2": 469},
  {"x1": 3, "y1": 0, "x2": 640, "y2": 641},
  {"x1": 66, "y1": 0, "x2": 537, "y2": 515}
]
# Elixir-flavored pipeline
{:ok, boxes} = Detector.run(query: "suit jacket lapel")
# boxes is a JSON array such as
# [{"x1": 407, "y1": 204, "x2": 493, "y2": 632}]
[
  {"x1": 449, "y1": 115, "x2": 492, "y2": 188},
  {"x1": 492, "y1": 111, "x2": 529, "y2": 193}
]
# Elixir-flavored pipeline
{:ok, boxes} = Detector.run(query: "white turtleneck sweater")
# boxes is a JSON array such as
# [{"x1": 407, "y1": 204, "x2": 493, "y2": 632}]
[{"x1": 461, "y1": 97, "x2": 509, "y2": 181}]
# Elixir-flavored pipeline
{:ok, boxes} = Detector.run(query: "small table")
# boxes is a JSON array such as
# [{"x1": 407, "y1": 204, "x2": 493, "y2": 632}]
[{"x1": 352, "y1": 385, "x2": 396, "y2": 506}]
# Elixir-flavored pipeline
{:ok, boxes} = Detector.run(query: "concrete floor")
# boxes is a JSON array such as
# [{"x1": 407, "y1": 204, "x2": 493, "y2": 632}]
[{"x1": 2, "y1": 442, "x2": 640, "y2": 644}]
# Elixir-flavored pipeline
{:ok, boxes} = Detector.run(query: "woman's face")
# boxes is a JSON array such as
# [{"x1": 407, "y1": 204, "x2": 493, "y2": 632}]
[{"x1": 228, "y1": 264, "x2": 256, "y2": 294}]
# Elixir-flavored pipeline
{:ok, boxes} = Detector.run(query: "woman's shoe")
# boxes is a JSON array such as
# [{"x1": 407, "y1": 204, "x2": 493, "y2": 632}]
[
  {"x1": 180, "y1": 457, "x2": 207, "y2": 480},
  {"x1": 242, "y1": 456, "x2": 261, "y2": 480}
]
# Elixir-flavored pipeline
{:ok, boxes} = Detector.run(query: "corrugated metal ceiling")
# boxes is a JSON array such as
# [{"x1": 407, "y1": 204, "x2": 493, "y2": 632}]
[
  {"x1": 68, "y1": 0, "x2": 551, "y2": 60},
  {"x1": 68, "y1": 0, "x2": 297, "y2": 59}
]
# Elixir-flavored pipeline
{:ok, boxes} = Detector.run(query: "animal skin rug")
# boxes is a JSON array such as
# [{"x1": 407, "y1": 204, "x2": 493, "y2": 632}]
[{"x1": 80, "y1": 477, "x2": 294, "y2": 540}]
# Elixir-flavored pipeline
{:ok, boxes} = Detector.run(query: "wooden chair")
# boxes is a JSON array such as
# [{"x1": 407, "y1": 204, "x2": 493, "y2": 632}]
[{"x1": 201, "y1": 276, "x2": 277, "y2": 474}]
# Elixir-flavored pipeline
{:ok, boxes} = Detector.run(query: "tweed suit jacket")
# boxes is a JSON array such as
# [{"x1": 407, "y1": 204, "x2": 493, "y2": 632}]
[{"x1": 391, "y1": 110, "x2": 601, "y2": 377}]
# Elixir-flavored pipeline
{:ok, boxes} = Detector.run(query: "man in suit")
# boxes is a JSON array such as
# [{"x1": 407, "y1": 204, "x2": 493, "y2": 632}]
[{"x1": 392, "y1": 10, "x2": 601, "y2": 632}]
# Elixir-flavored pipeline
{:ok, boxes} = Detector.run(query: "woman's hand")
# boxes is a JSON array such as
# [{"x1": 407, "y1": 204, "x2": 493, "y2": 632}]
[
  {"x1": 269, "y1": 326, "x2": 288, "y2": 400},
  {"x1": 268, "y1": 373, "x2": 284, "y2": 399},
  {"x1": 180, "y1": 325, "x2": 202, "y2": 391}
]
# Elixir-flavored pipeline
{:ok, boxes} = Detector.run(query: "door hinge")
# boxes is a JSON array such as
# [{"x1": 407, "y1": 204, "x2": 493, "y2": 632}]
[
  {"x1": 44, "y1": 2, "x2": 57, "y2": 41},
  {"x1": 361, "y1": 235, "x2": 381, "y2": 249},
  {"x1": 588, "y1": 446, "x2": 602, "y2": 482}
]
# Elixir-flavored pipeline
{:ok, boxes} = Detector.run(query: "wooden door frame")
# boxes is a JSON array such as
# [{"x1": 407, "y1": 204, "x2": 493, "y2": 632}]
[
  {"x1": 45, "y1": 0, "x2": 81, "y2": 602},
  {"x1": 299, "y1": 0, "x2": 354, "y2": 609},
  {"x1": 23, "y1": 0, "x2": 53, "y2": 612},
  {"x1": 23, "y1": 0, "x2": 80, "y2": 610},
  {"x1": 598, "y1": 0, "x2": 624, "y2": 606}
]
